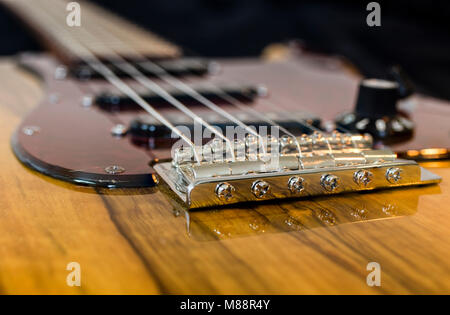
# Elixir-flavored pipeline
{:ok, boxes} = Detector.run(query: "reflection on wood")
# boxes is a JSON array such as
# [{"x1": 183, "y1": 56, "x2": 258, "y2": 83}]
[{"x1": 180, "y1": 187, "x2": 424, "y2": 241}]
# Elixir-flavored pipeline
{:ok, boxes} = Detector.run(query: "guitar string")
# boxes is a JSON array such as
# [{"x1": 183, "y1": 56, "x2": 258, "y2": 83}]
[
  {"x1": 183, "y1": 70, "x2": 358, "y2": 151},
  {"x1": 43, "y1": 0, "x2": 271, "y2": 157},
  {"x1": 205, "y1": 60, "x2": 358, "y2": 150},
  {"x1": 240, "y1": 61, "x2": 360, "y2": 149},
  {"x1": 38, "y1": 0, "x2": 241, "y2": 161},
  {"x1": 44, "y1": 0, "x2": 340, "y2": 157},
  {"x1": 257, "y1": 94, "x2": 359, "y2": 150},
  {"x1": 211, "y1": 77, "x2": 339, "y2": 154},
  {"x1": 25, "y1": 0, "x2": 205, "y2": 163},
  {"x1": 59, "y1": 0, "x2": 304, "y2": 157},
  {"x1": 180, "y1": 52, "x2": 359, "y2": 151},
  {"x1": 67, "y1": 0, "x2": 340, "y2": 155},
  {"x1": 199, "y1": 82, "x2": 304, "y2": 157},
  {"x1": 40, "y1": 0, "x2": 353, "y2": 158}
]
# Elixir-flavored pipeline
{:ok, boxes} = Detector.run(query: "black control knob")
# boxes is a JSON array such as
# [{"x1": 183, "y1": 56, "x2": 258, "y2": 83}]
[
  {"x1": 335, "y1": 78, "x2": 414, "y2": 144},
  {"x1": 355, "y1": 79, "x2": 398, "y2": 117}
]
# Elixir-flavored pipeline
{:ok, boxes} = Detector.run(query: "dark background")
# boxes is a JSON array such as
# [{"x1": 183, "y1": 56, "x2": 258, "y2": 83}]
[{"x1": 0, "y1": 0, "x2": 449, "y2": 100}]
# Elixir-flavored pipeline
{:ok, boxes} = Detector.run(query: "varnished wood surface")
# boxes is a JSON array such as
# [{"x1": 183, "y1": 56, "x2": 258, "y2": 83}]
[{"x1": 0, "y1": 59, "x2": 450, "y2": 294}]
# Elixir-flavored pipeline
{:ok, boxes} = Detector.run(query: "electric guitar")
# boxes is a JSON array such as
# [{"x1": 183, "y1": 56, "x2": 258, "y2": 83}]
[{"x1": 0, "y1": 0, "x2": 449, "y2": 294}]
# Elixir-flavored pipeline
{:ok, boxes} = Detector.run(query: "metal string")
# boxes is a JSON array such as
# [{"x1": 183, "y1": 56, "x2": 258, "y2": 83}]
[
  {"x1": 56, "y1": 1, "x2": 269, "y2": 155},
  {"x1": 27, "y1": 0, "x2": 203, "y2": 163}
]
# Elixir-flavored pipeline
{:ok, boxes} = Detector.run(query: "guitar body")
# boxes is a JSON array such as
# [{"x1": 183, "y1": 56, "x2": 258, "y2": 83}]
[
  {"x1": 11, "y1": 53, "x2": 450, "y2": 188},
  {"x1": 1, "y1": 55, "x2": 449, "y2": 294}
]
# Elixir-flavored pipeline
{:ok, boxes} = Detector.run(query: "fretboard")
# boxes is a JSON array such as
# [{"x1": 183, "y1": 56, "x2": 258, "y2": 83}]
[{"x1": 0, "y1": 0, "x2": 182, "y2": 64}]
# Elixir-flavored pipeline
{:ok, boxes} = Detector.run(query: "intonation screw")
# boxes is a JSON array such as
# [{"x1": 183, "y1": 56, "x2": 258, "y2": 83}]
[
  {"x1": 251, "y1": 180, "x2": 271, "y2": 199},
  {"x1": 386, "y1": 167, "x2": 402, "y2": 183},
  {"x1": 288, "y1": 176, "x2": 305, "y2": 194},
  {"x1": 320, "y1": 174, "x2": 340, "y2": 192},
  {"x1": 105, "y1": 165, "x2": 125, "y2": 175},
  {"x1": 353, "y1": 170, "x2": 373, "y2": 186},
  {"x1": 215, "y1": 182, "x2": 235, "y2": 201}
]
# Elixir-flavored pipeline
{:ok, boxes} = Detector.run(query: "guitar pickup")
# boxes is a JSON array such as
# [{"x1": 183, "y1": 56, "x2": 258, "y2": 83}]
[
  {"x1": 96, "y1": 84, "x2": 259, "y2": 111},
  {"x1": 154, "y1": 134, "x2": 441, "y2": 209},
  {"x1": 129, "y1": 111, "x2": 321, "y2": 146},
  {"x1": 71, "y1": 58, "x2": 212, "y2": 80}
]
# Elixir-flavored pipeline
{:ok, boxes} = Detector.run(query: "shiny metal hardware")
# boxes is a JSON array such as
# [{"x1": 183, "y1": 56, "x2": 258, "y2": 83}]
[
  {"x1": 251, "y1": 180, "x2": 271, "y2": 198},
  {"x1": 353, "y1": 170, "x2": 373, "y2": 186},
  {"x1": 320, "y1": 174, "x2": 340, "y2": 192},
  {"x1": 22, "y1": 126, "x2": 41, "y2": 136},
  {"x1": 153, "y1": 135, "x2": 441, "y2": 209},
  {"x1": 386, "y1": 167, "x2": 402, "y2": 183},
  {"x1": 111, "y1": 124, "x2": 128, "y2": 137},
  {"x1": 288, "y1": 176, "x2": 305, "y2": 194},
  {"x1": 82, "y1": 95, "x2": 94, "y2": 107},
  {"x1": 54, "y1": 65, "x2": 68, "y2": 80},
  {"x1": 172, "y1": 134, "x2": 375, "y2": 166},
  {"x1": 215, "y1": 182, "x2": 235, "y2": 201},
  {"x1": 104, "y1": 165, "x2": 125, "y2": 175}
]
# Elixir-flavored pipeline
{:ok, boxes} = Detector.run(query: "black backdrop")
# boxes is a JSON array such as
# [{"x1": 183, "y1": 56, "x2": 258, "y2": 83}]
[{"x1": 0, "y1": 0, "x2": 449, "y2": 100}]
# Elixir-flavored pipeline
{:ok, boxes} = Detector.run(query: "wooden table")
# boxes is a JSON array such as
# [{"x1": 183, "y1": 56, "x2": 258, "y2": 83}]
[{"x1": 0, "y1": 59, "x2": 449, "y2": 294}]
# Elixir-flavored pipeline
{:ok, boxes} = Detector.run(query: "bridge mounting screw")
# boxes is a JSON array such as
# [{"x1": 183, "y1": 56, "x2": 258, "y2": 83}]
[
  {"x1": 321, "y1": 174, "x2": 340, "y2": 192},
  {"x1": 105, "y1": 165, "x2": 125, "y2": 175},
  {"x1": 353, "y1": 170, "x2": 373, "y2": 186},
  {"x1": 251, "y1": 180, "x2": 271, "y2": 199},
  {"x1": 215, "y1": 182, "x2": 235, "y2": 201},
  {"x1": 386, "y1": 167, "x2": 402, "y2": 183},
  {"x1": 288, "y1": 176, "x2": 305, "y2": 194}
]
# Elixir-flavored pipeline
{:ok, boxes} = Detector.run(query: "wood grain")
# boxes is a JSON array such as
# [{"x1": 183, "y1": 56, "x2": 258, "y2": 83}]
[{"x1": 0, "y1": 59, "x2": 449, "y2": 294}]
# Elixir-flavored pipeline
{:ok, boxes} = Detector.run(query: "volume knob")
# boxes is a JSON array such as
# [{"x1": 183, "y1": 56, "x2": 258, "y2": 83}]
[
  {"x1": 336, "y1": 78, "x2": 414, "y2": 144},
  {"x1": 355, "y1": 79, "x2": 399, "y2": 118}
]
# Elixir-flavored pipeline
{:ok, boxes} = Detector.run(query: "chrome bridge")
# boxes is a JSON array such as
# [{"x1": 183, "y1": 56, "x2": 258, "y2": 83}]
[{"x1": 154, "y1": 133, "x2": 441, "y2": 209}]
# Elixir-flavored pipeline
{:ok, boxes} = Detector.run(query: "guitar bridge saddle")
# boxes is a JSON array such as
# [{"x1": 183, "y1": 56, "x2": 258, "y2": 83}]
[{"x1": 154, "y1": 135, "x2": 441, "y2": 209}]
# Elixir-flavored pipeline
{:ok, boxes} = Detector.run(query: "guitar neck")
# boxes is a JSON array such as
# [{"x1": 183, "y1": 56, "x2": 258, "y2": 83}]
[{"x1": 0, "y1": 0, "x2": 182, "y2": 64}]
